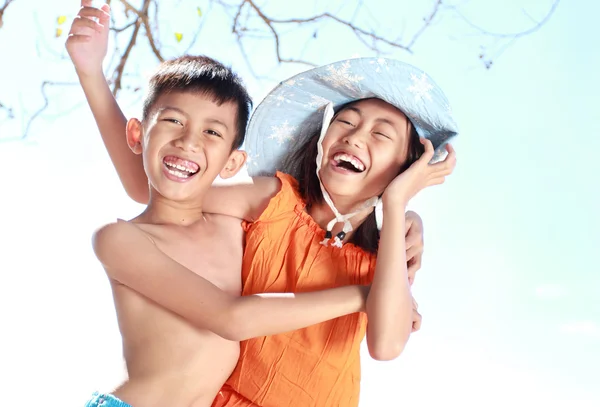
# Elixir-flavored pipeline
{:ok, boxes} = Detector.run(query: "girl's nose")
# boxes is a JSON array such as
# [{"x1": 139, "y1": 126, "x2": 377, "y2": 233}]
[{"x1": 342, "y1": 129, "x2": 367, "y2": 148}]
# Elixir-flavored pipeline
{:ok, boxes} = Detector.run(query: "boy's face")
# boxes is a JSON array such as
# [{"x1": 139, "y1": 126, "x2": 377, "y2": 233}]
[{"x1": 128, "y1": 91, "x2": 246, "y2": 203}]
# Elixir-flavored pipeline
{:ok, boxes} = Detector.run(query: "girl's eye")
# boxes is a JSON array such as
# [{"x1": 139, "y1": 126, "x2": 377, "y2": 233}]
[
  {"x1": 164, "y1": 118, "x2": 183, "y2": 126},
  {"x1": 206, "y1": 129, "x2": 222, "y2": 138},
  {"x1": 375, "y1": 132, "x2": 391, "y2": 139},
  {"x1": 338, "y1": 119, "x2": 354, "y2": 126}
]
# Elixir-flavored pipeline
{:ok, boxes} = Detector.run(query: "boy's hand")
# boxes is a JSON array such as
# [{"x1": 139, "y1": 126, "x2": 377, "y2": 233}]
[
  {"x1": 382, "y1": 139, "x2": 456, "y2": 208},
  {"x1": 65, "y1": 1, "x2": 111, "y2": 77},
  {"x1": 405, "y1": 211, "x2": 424, "y2": 285},
  {"x1": 411, "y1": 296, "x2": 422, "y2": 332}
]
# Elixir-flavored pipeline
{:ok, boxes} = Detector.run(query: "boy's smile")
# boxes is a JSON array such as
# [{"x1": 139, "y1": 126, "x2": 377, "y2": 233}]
[{"x1": 163, "y1": 155, "x2": 200, "y2": 182}]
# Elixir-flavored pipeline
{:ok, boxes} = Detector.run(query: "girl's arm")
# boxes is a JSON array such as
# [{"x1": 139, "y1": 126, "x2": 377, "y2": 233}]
[
  {"x1": 93, "y1": 221, "x2": 367, "y2": 341},
  {"x1": 366, "y1": 140, "x2": 455, "y2": 361},
  {"x1": 365, "y1": 202, "x2": 414, "y2": 361}
]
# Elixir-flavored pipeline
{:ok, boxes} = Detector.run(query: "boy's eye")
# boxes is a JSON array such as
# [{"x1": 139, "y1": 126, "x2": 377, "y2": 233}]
[
  {"x1": 164, "y1": 118, "x2": 183, "y2": 126},
  {"x1": 206, "y1": 129, "x2": 222, "y2": 138}
]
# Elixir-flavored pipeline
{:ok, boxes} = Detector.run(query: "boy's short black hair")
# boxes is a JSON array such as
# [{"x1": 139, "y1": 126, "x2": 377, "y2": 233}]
[{"x1": 142, "y1": 55, "x2": 252, "y2": 150}]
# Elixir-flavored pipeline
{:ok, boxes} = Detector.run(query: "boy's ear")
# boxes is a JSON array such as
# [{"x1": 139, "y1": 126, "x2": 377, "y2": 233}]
[
  {"x1": 220, "y1": 150, "x2": 247, "y2": 179},
  {"x1": 126, "y1": 118, "x2": 143, "y2": 155}
]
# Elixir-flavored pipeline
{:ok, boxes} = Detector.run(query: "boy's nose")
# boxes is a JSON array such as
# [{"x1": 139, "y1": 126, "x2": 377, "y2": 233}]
[{"x1": 174, "y1": 131, "x2": 202, "y2": 152}]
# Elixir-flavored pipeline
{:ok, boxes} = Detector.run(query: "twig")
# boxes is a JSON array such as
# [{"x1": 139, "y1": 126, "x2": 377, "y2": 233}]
[
  {"x1": 0, "y1": 101, "x2": 14, "y2": 120},
  {"x1": 0, "y1": 0, "x2": 15, "y2": 30},
  {"x1": 239, "y1": 0, "x2": 317, "y2": 65},
  {"x1": 448, "y1": 0, "x2": 559, "y2": 39},
  {"x1": 142, "y1": 15, "x2": 164, "y2": 62},
  {"x1": 112, "y1": 0, "x2": 152, "y2": 96},
  {"x1": 405, "y1": 0, "x2": 443, "y2": 50},
  {"x1": 111, "y1": 20, "x2": 136, "y2": 33},
  {"x1": 20, "y1": 81, "x2": 78, "y2": 140}
]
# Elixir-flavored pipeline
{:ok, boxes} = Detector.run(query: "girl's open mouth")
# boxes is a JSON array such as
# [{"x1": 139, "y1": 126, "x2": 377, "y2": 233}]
[{"x1": 332, "y1": 152, "x2": 365, "y2": 173}]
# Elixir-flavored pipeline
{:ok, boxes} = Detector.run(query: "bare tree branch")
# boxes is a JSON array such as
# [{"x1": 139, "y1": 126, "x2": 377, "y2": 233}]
[
  {"x1": 0, "y1": 0, "x2": 15, "y2": 30},
  {"x1": 448, "y1": 0, "x2": 560, "y2": 69},
  {"x1": 449, "y1": 0, "x2": 559, "y2": 39},
  {"x1": 0, "y1": 0, "x2": 561, "y2": 140},
  {"x1": 111, "y1": 0, "x2": 152, "y2": 96},
  {"x1": 0, "y1": 101, "x2": 14, "y2": 121},
  {"x1": 111, "y1": 20, "x2": 137, "y2": 33},
  {"x1": 20, "y1": 81, "x2": 79, "y2": 140},
  {"x1": 405, "y1": 0, "x2": 443, "y2": 50}
]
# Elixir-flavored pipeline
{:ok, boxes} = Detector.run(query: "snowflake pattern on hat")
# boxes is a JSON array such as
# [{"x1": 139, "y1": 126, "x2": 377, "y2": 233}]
[
  {"x1": 268, "y1": 120, "x2": 297, "y2": 145},
  {"x1": 244, "y1": 57, "x2": 458, "y2": 178}
]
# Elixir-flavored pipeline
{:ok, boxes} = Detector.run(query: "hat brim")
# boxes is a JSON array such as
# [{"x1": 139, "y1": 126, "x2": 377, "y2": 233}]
[{"x1": 244, "y1": 57, "x2": 458, "y2": 176}]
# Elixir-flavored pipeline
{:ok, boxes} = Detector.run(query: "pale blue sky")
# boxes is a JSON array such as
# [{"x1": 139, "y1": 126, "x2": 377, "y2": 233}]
[{"x1": 0, "y1": 0, "x2": 598, "y2": 406}]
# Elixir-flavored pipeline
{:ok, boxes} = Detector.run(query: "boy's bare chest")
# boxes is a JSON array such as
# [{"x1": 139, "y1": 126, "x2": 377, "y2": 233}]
[{"x1": 141, "y1": 217, "x2": 244, "y2": 294}]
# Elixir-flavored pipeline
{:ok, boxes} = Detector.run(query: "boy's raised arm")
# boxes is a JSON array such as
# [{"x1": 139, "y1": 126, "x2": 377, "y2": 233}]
[
  {"x1": 94, "y1": 221, "x2": 367, "y2": 341},
  {"x1": 66, "y1": 1, "x2": 149, "y2": 204}
]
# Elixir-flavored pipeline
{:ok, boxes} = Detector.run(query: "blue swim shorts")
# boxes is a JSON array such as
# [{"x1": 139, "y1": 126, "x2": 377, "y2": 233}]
[{"x1": 84, "y1": 392, "x2": 132, "y2": 407}]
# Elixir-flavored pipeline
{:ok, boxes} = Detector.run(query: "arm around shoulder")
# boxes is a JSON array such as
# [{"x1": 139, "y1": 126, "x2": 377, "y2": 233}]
[
  {"x1": 92, "y1": 221, "x2": 241, "y2": 340},
  {"x1": 204, "y1": 176, "x2": 281, "y2": 221},
  {"x1": 92, "y1": 221, "x2": 368, "y2": 342}
]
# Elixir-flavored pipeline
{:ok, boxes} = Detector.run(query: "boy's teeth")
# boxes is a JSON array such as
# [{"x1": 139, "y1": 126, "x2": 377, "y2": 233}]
[
  {"x1": 166, "y1": 168, "x2": 190, "y2": 178},
  {"x1": 165, "y1": 161, "x2": 197, "y2": 174}
]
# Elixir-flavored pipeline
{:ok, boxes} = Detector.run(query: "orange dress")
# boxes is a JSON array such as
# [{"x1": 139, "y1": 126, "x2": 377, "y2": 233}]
[{"x1": 212, "y1": 172, "x2": 377, "y2": 407}]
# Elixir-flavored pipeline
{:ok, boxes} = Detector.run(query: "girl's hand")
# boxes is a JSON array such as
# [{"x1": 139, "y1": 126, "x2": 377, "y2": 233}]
[
  {"x1": 360, "y1": 285, "x2": 371, "y2": 313},
  {"x1": 411, "y1": 296, "x2": 422, "y2": 332},
  {"x1": 405, "y1": 211, "x2": 424, "y2": 285},
  {"x1": 65, "y1": 1, "x2": 111, "y2": 77},
  {"x1": 383, "y1": 138, "x2": 456, "y2": 208}
]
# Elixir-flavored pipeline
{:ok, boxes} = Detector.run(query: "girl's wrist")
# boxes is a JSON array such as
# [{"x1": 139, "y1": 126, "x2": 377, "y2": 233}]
[{"x1": 381, "y1": 192, "x2": 409, "y2": 212}]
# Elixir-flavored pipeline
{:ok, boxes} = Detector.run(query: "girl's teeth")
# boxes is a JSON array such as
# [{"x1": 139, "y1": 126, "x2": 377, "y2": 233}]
[{"x1": 334, "y1": 153, "x2": 364, "y2": 171}]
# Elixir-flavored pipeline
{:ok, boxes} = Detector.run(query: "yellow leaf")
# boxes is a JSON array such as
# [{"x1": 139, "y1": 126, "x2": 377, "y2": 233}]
[
  {"x1": 55, "y1": 27, "x2": 63, "y2": 37},
  {"x1": 175, "y1": 32, "x2": 183, "y2": 42},
  {"x1": 57, "y1": 15, "x2": 67, "y2": 25},
  {"x1": 197, "y1": 7, "x2": 202, "y2": 17}
]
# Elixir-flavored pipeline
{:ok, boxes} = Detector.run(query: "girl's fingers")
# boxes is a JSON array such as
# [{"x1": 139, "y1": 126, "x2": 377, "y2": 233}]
[
  {"x1": 419, "y1": 137, "x2": 435, "y2": 163},
  {"x1": 426, "y1": 176, "x2": 446, "y2": 186}
]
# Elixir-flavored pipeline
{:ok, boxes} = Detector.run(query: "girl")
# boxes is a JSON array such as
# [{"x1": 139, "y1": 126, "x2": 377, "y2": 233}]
[{"x1": 204, "y1": 59, "x2": 458, "y2": 406}]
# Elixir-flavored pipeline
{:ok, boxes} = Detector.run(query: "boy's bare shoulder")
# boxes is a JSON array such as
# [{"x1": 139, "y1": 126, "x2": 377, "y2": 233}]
[
  {"x1": 92, "y1": 220, "x2": 156, "y2": 264},
  {"x1": 94, "y1": 219, "x2": 152, "y2": 240}
]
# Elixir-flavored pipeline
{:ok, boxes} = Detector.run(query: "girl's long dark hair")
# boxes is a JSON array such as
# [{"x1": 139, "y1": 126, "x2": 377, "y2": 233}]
[{"x1": 281, "y1": 101, "x2": 424, "y2": 254}]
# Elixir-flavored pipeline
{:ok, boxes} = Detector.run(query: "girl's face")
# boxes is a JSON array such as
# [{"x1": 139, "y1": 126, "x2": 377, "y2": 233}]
[{"x1": 319, "y1": 98, "x2": 411, "y2": 205}]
